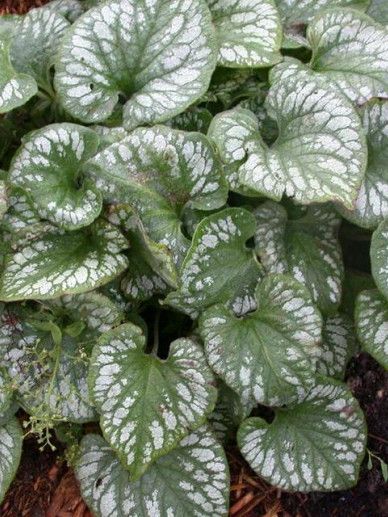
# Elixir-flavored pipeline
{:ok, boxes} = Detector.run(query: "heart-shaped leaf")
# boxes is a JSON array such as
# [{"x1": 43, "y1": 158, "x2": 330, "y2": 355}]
[
  {"x1": 338, "y1": 100, "x2": 388, "y2": 229},
  {"x1": 367, "y1": 0, "x2": 388, "y2": 24},
  {"x1": 9, "y1": 123, "x2": 101, "y2": 230},
  {"x1": 0, "y1": 220, "x2": 128, "y2": 301},
  {"x1": 166, "y1": 208, "x2": 263, "y2": 316},
  {"x1": 85, "y1": 126, "x2": 227, "y2": 265},
  {"x1": 76, "y1": 427, "x2": 229, "y2": 517},
  {"x1": 55, "y1": 0, "x2": 217, "y2": 128},
  {"x1": 355, "y1": 289, "x2": 388, "y2": 369},
  {"x1": 318, "y1": 314, "x2": 357, "y2": 379},
  {"x1": 208, "y1": 75, "x2": 366, "y2": 208},
  {"x1": 89, "y1": 323, "x2": 217, "y2": 480},
  {"x1": 0, "y1": 418, "x2": 23, "y2": 504},
  {"x1": 254, "y1": 202, "x2": 344, "y2": 314},
  {"x1": 371, "y1": 218, "x2": 388, "y2": 300},
  {"x1": 238, "y1": 377, "x2": 367, "y2": 492},
  {"x1": 200, "y1": 274, "x2": 322, "y2": 406},
  {"x1": 208, "y1": 0, "x2": 282, "y2": 67}
]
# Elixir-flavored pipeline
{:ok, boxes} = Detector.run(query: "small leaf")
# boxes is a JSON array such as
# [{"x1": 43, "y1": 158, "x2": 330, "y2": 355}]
[
  {"x1": 381, "y1": 459, "x2": 388, "y2": 482},
  {"x1": 355, "y1": 289, "x2": 388, "y2": 369},
  {"x1": 0, "y1": 220, "x2": 129, "y2": 301},
  {"x1": 89, "y1": 323, "x2": 217, "y2": 480},
  {"x1": 200, "y1": 274, "x2": 322, "y2": 406},
  {"x1": 367, "y1": 451, "x2": 373, "y2": 470},
  {"x1": 167, "y1": 106, "x2": 213, "y2": 133},
  {"x1": 254, "y1": 202, "x2": 344, "y2": 314},
  {"x1": 166, "y1": 207, "x2": 263, "y2": 316},
  {"x1": 208, "y1": 0, "x2": 282, "y2": 67},
  {"x1": 9, "y1": 123, "x2": 101, "y2": 230},
  {"x1": 55, "y1": 0, "x2": 217, "y2": 128},
  {"x1": 0, "y1": 418, "x2": 23, "y2": 504},
  {"x1": 208, "y1": 75, "x2": 366, "y2": 208},
  {"x1": 238, "y1": 377, "x2": 367, "y2": 492},
  {"x1": 75, "y1": 427, "x2": 229, "y2": 517},
  {"x1": 371, "y1": 218, "x2": 388, "y2": 300}
]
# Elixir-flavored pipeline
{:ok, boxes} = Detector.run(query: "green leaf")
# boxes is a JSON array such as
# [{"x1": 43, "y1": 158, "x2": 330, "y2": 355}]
[
  {"x1": 9, "y1": 123, "x2": 101, "y2": 230},
  {"x1": 0, "y1": 368, "x2": 12, "y2": 416},
  {"x1": 318, "y1": 314, "x2": 357, "y2": 379},
  {"x1": 76, "y1": 428, "x2": 229, "y2": 517},
  {"x1": 208, "y1": 76, "x2": 366, "y2": 208},
  {"x1": 208, "y1": 0, "x2": 282, "y2": 68},
  {"x1": 43, "y1": 0, "x2": 84, "y2": 22},
  {"x1": 89, "y1": 323, "x2": 217, "y2": 480},
  {"x1": 0, "y1": 38, "x2": 37, "y2": 114},
  {"x1": 254, "y1": 202, "x2": 344, "y2": 314},
  {"x1": 166, "y1": 208, "x2": 263, "y2": 316},
  {"x1": 307, "y1": 9, "x2": 388, "y2": 103},
  {"x1": 0, "y1": 220, "x2": 129, "y2": 301},
  {"x1": 85, "y1": 126, "x2": 227, "y2": 265},
  {"x1": 10, "y1": 8, "x2": 69, "y2": 92},
  {"x1": 338, "y1": 100, "x2": 388, "y2": 229},
  {"x1": 55, "y1": 0, "x2": 217, "y2": 128},
  {"x1": 0, "y1": 418, "x2": 23, "y2": 504},
  {"x1": 371, "y1": 218, "x2": 388, "y2": 300},
  {"x1": 238, "y1": 377, "x2": 367, "y2": 492},
  {"x1": 276, "y1": 0, "x2": 369, "y2": 26},
  {"x1": 355, "y1": 289, "x2": 388, "y2": 369},
  {"x1": 367, "y1": 0, "x2": 388, "y2": 24},
  {"x1": 200, "y1": 274, "x2": 322, "y2": 406},
  {"x1": 167, "y1": 107, "x2": 213, "y2": 134},
  {"x1": 0, "y1": 181, "x2": 7, "y2": 219},
  {"x1": 340, "y1": 269, "x2": 375, "y2": 317}
]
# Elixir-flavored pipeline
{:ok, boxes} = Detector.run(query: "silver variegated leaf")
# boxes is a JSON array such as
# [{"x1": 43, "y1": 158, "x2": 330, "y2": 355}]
[
  {"x1": 0, "y1": 181, "x2": 7, "y2": 219},
  {"x1": 208, "y1": 0, "x2": 282, "y2": 67},
  {"x1": 367, "y1": 0, "x2": 388, "y2": 24},
  {"x1": 76, "y1": 428, "x2": 229, "y2": 517},
  {"x1": 238, "y1": 377, "x2": 367, "y2": 492},
  {"x1": 208, "y1": 76, "x2": 366, "y2": 207},
  {"x1": 0, "y1": 220, "x2": 128, "y2": 301},
  {"x1": 200, "y1": 274, "x2": 322, "y2": 406},
  {"x1": 55, "y1": 0, "x2": 217, "y2": 128},
  {"x1": 167, "y1": 107, "x2": 213, "y2": 134},
  {"x1": 9, "y1": 123, "x2": 101, "y2": 230},
  {"x1": 0, "y1": 418, "x2": 23, "y2": 504},
  {"x1": 89, "y1": 323, "x2": 217, "y2": 480},
  {"x1": 338, "y1": 100, "x2": 388, "y2": 229},
  {"x1": 254, "y1": 202, "x2": 344, "y2": 314},
  {"x1": 166, "y1": 208, "x2": 263, "y2": 316},
  {"x1": 43, "y1": 0, "x2": 85, "y2": 22},
  {"x1": 371, "y1": 218, "x2": 388, "y2": 300},
  {"x1": 355, "y1": 289, "x2": 388, "y2": 369}
]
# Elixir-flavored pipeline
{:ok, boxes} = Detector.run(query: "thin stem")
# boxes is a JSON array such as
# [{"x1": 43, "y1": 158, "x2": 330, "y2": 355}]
[{"x1": 152, "y1": 309, "x2": 160, "y2": 356}]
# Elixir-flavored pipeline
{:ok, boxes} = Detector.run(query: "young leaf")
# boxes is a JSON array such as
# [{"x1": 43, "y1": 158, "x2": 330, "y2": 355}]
[
  {"x1": 0, "y1": 418, "x2": 23, "y2": 504},
  {"x1": 84, "y1": 126, "x2": 227, "y2": 264},
  {"x1": 318, "y1": 314, "x2": 357, "y2": 379},
  {"x1": 166, "y1": 208, "x2": 263, "y2": 315},
  {"x1": 167, "y1": 107, "x2": 213, "y2": 134},
  {"x1": 89, "y1": 323, "x2": 217, "y2": 480},
  {"x1": 200, "y1": 274, "x2": 322, "y2": 406},
  {"x1": 254, "y1": 202, "x2": 344, "y2": 314},
  {"x1": 338, "y1": 100, "x2": 388, "y2": 229},
  {"x1": 76, "y1": 428, "x2": 229, "y2": 517},
  {"x1": 307, "y1": 9, "x2": 388, "y2": 103},
  {"x1": 238, "y1": 377, "x2": 367, "y2": 492},
  {"x1": 208, "y1": 0, "x2": 282, "y2": 68},
  {"x1": 208, "y1": 76, "x2": 366, "y2": 208},
  {"x1": 371, "y1": 218, "x2": 388, "y2": 300},
  {"x1": 0, "y1": 220, "x2": 129, "y2": 301},
  {"x1": 9, "y1": 123, "x2": 102, "y2": 230},
  {"x1": 55, "y1": 0, "x2": 217, "y2": 128},
  {"x1": 355, "y1": 289, "x2": 388, "y2": 369}
]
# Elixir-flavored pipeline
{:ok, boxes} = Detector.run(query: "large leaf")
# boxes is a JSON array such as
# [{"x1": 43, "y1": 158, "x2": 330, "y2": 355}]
[
  {"x1": 338, "y1": 100, "x2": 388, "y2": 229},
  {"x1": 10, "y1": 8, "x2": 69, "y2": 92},
  {"x1": 208, "y1": 76, "x2": 366, "y2": 208},
  {"x1": 208, "y1": 0, "x2": 282, "y2": 67},
  {"x1": 238, "y1": 377, "x2": 367, "y2": 492},
  {"x1": 0, "y1": 220, "x2": 128, "y2": 301},
  {"x1": 85, "y1": 126, "x2": 227, "y2": 265},
  {"x1": 89, "y1": 323, "x2": 217, "y2": 480},
  {"x1": 355, "y1": 289, "x2": 388, "y2": 369},
  {"x1": 43, "y1": 0, "x2": 85, "y2": 22},
  {"x1": 76, "y1": 428, "x2": 229, "y2": 517},
  {"x1": 367, "y1": 0, "x2": 388, "y2": 24},
  {"x1": 200, "y1": 274, "x2": 322, "y2": 406},
  {"x1": 307, "y1": 9, "x2": 388, "y2": 103},
  {"x1": 0, "y1": 418, "x2": 23, "y2": 504},
  {"x1": 55, "y1": 0, "x2": 217, "y2": 128},
  {"x1": 0, "y1": 38, "x2": 37, "y2": 113},
  {"x1": 254, "y1": 202, "x2": 344, "y2": 314},
  {"x1": 371, "y1": 218, "x2": 388, "y2": 300},
  {"x1": 166, "y1": 208, "x2": 263, "y2": 316},
  {"x1": 9, "y1": 123, "x2": 101, "y2": 230}
]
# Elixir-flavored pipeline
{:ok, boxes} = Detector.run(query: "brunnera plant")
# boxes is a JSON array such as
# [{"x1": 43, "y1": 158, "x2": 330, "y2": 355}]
[{"x1": 0, "y1": 0, "x2": 387, "y2": 513}]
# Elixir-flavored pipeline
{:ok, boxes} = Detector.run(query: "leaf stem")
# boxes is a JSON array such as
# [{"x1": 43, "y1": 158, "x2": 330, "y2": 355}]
[{"x1": 152, "y1": 309, "x2": 160, "y2": 356}]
